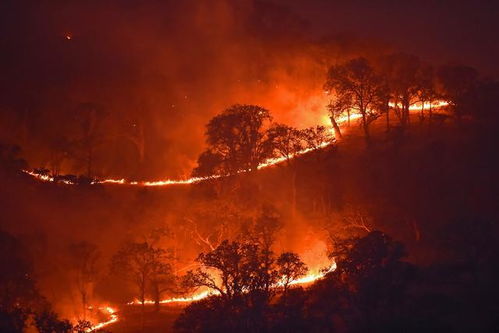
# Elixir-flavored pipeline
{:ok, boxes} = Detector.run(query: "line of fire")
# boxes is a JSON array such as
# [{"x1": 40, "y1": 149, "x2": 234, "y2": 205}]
[{"x1": 1, "y1": 1, "x2": 498, "y2": 333}]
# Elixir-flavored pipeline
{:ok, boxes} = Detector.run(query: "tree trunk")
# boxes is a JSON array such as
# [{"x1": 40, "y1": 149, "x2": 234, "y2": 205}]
[
  {"x1": 330, "y1": 116, "x2": 342, "y2": 139},
  {"x1": 404, "y1": 99, "x2": 410, "y2": 128},
  {"x1": 347, "y1": 109, "x2": 351, "y2": 126},
  {"x1": 361, "y1": 112, "x2": 370, "y2": 144}
]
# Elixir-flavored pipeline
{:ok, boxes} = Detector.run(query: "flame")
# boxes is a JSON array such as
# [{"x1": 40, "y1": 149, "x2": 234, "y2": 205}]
[
  {"x1": 23, "y1": 101, "x2": 448, "y2": 188},
  {"x1": 289, "y1": 261, "x2": 337, "y2": 286},
  {"x1": 39, "y1": 100, "x2": 447, "y2": 330},
  {"x1": 86, "y1": 260, "x2": 337, "y2": 329},
  {"x1": 127, "y1": 261, "x2": 337, "y2": 307},
  {"x1": 89, "y1": 306, "x2": 118, "y2": 331}
]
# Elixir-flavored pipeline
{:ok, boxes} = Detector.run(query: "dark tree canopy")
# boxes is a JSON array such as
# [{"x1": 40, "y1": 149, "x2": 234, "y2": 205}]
[
  {"x1": 324, "y1": 57, "x2": 385, "y2": 140},
  {"x1": 193, "y1": 104, "x2": 273, "y2": 177}
]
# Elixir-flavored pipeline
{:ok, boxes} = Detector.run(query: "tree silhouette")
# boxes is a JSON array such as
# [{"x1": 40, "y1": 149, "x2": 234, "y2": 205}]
[
  {"x1": 34, "y1": 310, "x2": 72, "y2": 333},
  {"x1": 0, "y1": 230, "x2": 43, "y2": 332},
  {"x1": 276, "y1": 252, "x2": 307, "y2": 299},
  {"x1": 381, "y1": 53, "x2": 421, "y2": 127},
  {"x1": 180, "y1": 235, "x2": 307, "y2": 332},
  {"x1": 0, "y1": 143, "x2": 27, "y2": 174},
  {"x1": 327, "y1": 97, "x2": 349, "y2": 138},
  {"x1": 415, "y1": 64, "x2": 438, "y2": 125},
  {"x1": 330, "y1": 231, "x2": 413, "y2": 331},
  {"x1": 301, "y1": 125, "x2": 333, "y2": 151},
  {"x1": 324, "y1": 58, "x2": 384, "y2": 142},
  {"x1": 437, "y1": 64, "x2": 478, "y2": 122},
  {"x1": 193, "y1": 104, "x2": 272, "y2": 177}
]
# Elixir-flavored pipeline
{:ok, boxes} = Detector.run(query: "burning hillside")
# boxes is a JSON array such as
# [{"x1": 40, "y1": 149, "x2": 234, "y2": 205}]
[{"x1": 1, "y1": 1, "x2": 499, "y2": 333}]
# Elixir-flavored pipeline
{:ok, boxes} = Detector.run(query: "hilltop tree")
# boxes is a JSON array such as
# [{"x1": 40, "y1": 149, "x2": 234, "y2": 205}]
[
  {"x1": 301, "y1": 125, "x2": 333, "y2": 151},
  {"x1": 324, "y1": 58, "x2": 384, "y2": 142},
  {"x1": 380, "y1": 53, "x2": 421, "y2": 127},
  {"x1": 415, "y1": 64, "x2": 439, "y2": 124},
  {"x1": 193, "y1": 104, "x2": 273, "y2": 177},
  {"x1": 326, "y1": 97, "x2": 349, "y2": 138},
  {"x1": 266, "y1": 124, "x2": 304, "y2": 163},
  {"x1": 437, "y1": 64, "x2": 478, "y2": 122}
]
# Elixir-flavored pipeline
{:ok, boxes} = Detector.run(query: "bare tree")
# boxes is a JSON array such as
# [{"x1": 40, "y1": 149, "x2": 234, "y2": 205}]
[
  {"x1": 181, "y1": 200, "x2": 246, "y2": 252},
  {"x1": 437, "y1": 64, "x2": 478, "y2": 123}
]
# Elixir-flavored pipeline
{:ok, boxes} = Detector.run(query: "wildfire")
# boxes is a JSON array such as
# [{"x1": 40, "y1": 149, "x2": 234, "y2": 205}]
[
  {"x1": 29, "y1": 100, "x2": 448, "y2": 330},
  {"x1": 127, "y1": 261, "x2": 337, "y2": 307},
  {"x1": 89, "y1": 306, "x2": 118, "y2": 331},
  {"x1": 90, "y1": 261, "x2": 336, "y2": 329},
  {"x1": 23, "y1": 101, "x2": 448, "y2": 187}
]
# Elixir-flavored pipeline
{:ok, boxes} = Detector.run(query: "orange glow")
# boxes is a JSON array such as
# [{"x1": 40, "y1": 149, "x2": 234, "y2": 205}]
[
  {"x1": 23, "y1": 100, "x2": 448, "y2": 187},
  {"x1": 90, "y1": 306, "x2": 118, "y2": 331},
  {"x1": 127, "y1": 261, "x2": 337, "y2": 306},
  {"x1": 90, "y1": 262, "x2": 336, "y2": 329}
]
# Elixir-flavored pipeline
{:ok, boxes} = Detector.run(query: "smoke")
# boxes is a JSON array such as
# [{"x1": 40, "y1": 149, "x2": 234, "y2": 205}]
[{"x1": 0, "y1": 0, "x2": 386, "y2": 179}]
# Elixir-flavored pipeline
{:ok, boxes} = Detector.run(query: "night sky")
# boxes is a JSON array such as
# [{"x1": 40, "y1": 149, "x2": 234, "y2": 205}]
[
  {"x1": 2, "y1": 0, "x2": 498, "y2": 75},
  {"x1": 284, "y1": 0, "x2": 499, "y2": 76}
]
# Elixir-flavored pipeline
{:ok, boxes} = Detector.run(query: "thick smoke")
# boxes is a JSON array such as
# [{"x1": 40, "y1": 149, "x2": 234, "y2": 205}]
[{"x1": 0, "y1": 0, "x2": 385, "y2": 179}]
